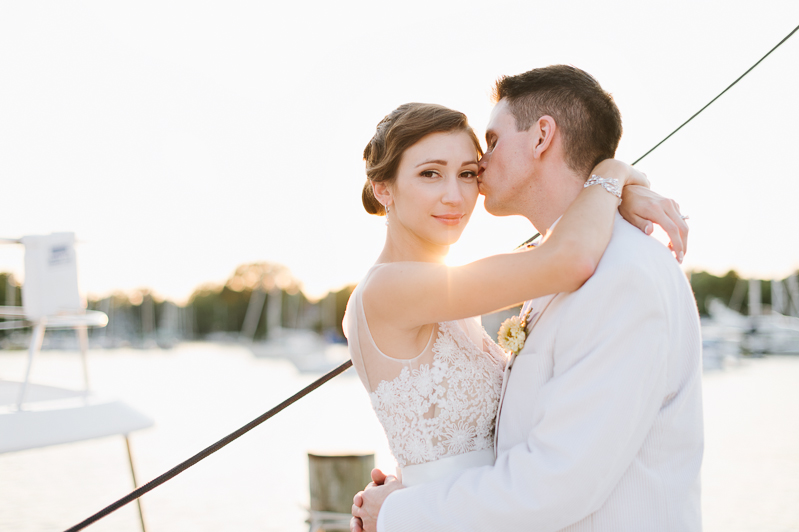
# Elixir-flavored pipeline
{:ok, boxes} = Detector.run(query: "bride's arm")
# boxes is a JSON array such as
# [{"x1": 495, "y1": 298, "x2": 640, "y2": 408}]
[{"x1": 365, "y1": 160, "x2": 649, "y2": 329}]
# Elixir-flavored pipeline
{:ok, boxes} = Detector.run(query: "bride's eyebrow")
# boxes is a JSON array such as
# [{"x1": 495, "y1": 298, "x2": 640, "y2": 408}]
[
  {"x1": 415, "y1": 159, "x2": 479, "y2": 168},
  {"x1": 416, "y1": 159, "x2": 448, "y2": 167}
]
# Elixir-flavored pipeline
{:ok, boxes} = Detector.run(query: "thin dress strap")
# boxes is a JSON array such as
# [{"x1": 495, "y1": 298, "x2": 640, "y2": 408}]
[{"x1": 342, "y1": 264, "x2": 437, "y2": 393}]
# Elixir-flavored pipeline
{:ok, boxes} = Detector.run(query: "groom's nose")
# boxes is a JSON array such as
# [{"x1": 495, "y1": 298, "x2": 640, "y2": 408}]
[{"x1": 478, "y1": 153, "x2": 489, "y2": 176}]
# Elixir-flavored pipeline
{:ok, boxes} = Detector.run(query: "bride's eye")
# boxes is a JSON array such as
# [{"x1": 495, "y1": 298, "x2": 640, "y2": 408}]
[
  {"x1": 459, "y1": 171, "x2": 478, "y2": 180},
  {"x1": 420, "y1": 170, "x2": 440, "y2": 178}
]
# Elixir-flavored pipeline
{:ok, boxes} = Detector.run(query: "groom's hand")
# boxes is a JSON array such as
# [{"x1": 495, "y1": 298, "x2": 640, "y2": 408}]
[{"x1": 351, "y1": 468, "x2": 404, "y2": 532}]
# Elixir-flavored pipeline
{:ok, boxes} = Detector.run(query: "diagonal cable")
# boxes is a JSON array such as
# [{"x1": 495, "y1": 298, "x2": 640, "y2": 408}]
[
  {"x1": 65, "y1": 20, "x2": 799, "y2": 532},
  {"x1": 63, "y1": 359, "x2": 353, "y2": 532},
  {"x1": 633, "y1": 22, "x2": 799, "y2": 165}
]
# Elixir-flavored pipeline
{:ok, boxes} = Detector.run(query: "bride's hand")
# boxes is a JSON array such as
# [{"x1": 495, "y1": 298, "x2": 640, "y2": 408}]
[
  {"x1": 620, "y1": 185, "x2": 689, "y2": 263},
  {"x1": 591, "y1": 158, "x2": 649, "y2": 188}
]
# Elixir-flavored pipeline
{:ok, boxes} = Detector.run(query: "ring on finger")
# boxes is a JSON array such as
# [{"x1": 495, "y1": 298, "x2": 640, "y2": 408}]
[{"x1": 680, "y1": 214, "x2": 689, "y2": 220}]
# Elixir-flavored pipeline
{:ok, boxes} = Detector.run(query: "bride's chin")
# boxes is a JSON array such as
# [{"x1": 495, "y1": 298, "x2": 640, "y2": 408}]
[
  {"x1": 416, "y1": 223, "x2": 468, "y2": 247},
  {"x1": 436, "y1": 231, "x2": 466, "y2": 247}
]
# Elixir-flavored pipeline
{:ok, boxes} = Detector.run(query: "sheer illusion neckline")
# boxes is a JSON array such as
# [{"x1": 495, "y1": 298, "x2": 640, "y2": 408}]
[
  {"x1": 344, "y1": 264, "x2": 508, "y2": 470},
  {"x1": 359, "y1": 263, "x2": 437, "y2": 362}
]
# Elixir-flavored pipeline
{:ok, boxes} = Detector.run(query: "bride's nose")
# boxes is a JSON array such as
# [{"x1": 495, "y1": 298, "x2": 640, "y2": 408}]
[{"x1": 441, "y1": 176, "x2": 464, "y2": 206}]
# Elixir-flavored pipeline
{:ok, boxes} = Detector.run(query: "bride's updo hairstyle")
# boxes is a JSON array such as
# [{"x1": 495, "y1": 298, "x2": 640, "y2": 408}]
[{"x1": 362, "y1": 103, "x2": 483, "y2": 216}]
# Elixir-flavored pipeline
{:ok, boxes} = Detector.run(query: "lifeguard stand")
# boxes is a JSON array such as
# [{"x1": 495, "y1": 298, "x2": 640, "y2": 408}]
[
  {"x1": 0, "y1": 232, "x2": 108, "y2": 408},
  {"x1": 0, "y1": 232, "x2": 152, "y2": 531}
]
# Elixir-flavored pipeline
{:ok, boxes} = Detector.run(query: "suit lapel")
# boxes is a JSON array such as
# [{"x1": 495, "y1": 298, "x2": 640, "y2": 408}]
[
  {"x1": 493, "y1": 293, "x2": 559, "y2": 454},
  {"x1": 522, "y1": 293, "x2": 558, "y2": 335}
]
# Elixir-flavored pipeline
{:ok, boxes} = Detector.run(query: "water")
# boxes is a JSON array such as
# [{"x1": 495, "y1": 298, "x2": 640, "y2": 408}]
[
  {"x1": 1, "y1": 345, "x2": 797, "y2": 531},
  {"x1": 702, "y1": 356, "x2": 799, "y2": 532}
]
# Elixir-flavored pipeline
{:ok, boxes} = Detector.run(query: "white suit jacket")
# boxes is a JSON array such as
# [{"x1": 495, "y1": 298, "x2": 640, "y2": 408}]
[{"x1": 378, "y1": 214, "x2": 704, "y2": 531}]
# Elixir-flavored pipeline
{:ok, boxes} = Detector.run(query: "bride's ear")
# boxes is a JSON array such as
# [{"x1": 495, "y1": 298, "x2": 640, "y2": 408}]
[{"x1": 372, "y1": 181, "x2": 392, "y2": 208}]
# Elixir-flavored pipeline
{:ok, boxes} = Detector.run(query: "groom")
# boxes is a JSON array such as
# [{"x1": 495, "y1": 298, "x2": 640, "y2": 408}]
[{"x1": 351, "y1": 65, "x2": 703, "y2": 532}]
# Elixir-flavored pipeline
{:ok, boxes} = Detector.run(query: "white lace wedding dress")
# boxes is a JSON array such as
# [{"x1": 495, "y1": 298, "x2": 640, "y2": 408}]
[{"x1": 343, "y1": 265, "x2": 508, "y2": 486}]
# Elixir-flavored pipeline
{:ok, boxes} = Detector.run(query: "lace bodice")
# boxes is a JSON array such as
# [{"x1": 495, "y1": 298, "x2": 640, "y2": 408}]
[{"x1": 343, "y1": 266, "x2": 508, "y2": 469}]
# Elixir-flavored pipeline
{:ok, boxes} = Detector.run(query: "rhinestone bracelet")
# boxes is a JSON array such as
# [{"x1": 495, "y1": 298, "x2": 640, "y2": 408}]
[{"x1": 584, "y1": 174, "x2": 622, "y2": 200}]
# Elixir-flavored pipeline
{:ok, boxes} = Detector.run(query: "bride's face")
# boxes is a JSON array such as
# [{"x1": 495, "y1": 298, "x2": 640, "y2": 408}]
[{"x1": 387, "y1": 131, "x2": 480, "y2": 247}]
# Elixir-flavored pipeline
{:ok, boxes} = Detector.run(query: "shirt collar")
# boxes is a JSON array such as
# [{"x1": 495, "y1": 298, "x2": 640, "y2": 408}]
[{"x1": 539, "y1": 215, "x2": 563, "y2": 243}]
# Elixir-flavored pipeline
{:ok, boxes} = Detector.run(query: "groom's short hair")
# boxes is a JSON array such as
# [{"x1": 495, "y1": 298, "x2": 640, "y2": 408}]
[{"x1": 493, "y1": 65, "x2": 622, "y2": 178}]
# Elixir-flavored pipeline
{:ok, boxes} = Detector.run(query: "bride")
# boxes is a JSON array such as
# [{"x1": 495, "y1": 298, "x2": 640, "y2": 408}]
[{"x1": 343, "y1": 102, "x2": 682, "y2": 488}]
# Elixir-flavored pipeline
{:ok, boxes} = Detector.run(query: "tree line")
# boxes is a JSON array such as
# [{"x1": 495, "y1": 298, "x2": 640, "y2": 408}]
[
  {"x1": 0, "y1": 264, "x2": 354, "y2": 347},
  {"x1": 1, "y1": 266, "x2": 797, "y2": 347},
  {"x1": 689, "y1": 270, "x2": 798, "y2": 316}
]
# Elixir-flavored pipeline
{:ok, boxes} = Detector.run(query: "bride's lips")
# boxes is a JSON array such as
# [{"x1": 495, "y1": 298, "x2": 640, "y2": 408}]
[{"x1": 432, "y1": 214, "x2": 465, "y2": 226}]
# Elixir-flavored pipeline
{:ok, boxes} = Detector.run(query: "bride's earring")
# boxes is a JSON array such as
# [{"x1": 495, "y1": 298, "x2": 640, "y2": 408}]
[{"x1": 385, "y1": 205, "x2": 390, "y2": 226}]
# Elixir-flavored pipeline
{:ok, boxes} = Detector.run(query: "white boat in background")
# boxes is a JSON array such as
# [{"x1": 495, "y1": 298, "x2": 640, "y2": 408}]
[
  {"x1": 702, "y1": 299, "x2": 746, "y2": 370},
  {"x1": 248, "y1": 327, "x2": 350, "y2": 373},
  {"x1": 744, "y1": 313, "x2": 799, "y2": 355},
  {"x1": 290, "y1": 341, "x2": 350, "y2": 374},
  {"x1": 243, "y1": 287, "x2": 350, "y2": 373},
  {"x1": 701, "y1": 276, "x2": 799, "y2": 369}
]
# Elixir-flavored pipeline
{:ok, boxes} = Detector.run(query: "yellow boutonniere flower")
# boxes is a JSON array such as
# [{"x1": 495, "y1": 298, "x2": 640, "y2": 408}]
[{"x1": 498, "y1": 315, "x2": 527, "y2": 355}]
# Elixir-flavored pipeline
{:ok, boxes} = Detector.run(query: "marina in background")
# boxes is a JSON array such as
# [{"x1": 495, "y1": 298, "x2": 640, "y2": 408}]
[
  {"x1": 3, "y1": 265, "x2": 799, "y2": 371},
  {"x1": 1, "y1": 242, "x2": 798, "y2": 530},
  {"x1": 0, "y1": 345, "x2": 796, "y2": 531}
]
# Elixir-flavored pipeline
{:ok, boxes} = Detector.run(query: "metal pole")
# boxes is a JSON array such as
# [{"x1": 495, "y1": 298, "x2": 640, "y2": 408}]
[
  {"x1": 5, "y1": 274, "x2": 15, "y2": 307},
  {"x1": 76, "y1": 325, "x2": 90, "y2": 392},
  {"x1": 240, "y1": 288, "x2": 266, "y2": 342},
  {"x1": 125, "y1": 435, "x2": 147, "y2": 532},
  {"x1": 17, "y1": 321, "x2": 46, "y2": 409},
  {"x1": 729, "y1": 278, "x2": 747, "y2": 313},
  {"x1": 787, "y1": 274, "x2": 799, "y2": 317}
]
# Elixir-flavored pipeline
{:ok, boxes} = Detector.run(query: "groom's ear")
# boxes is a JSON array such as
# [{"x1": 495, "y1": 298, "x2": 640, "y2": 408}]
[
  {"x1": 531, "y1": 115, "x2": 557, "y2": 160},
  {"x1": 372, "y1": 180, "x2": 392, "y2": 207}
]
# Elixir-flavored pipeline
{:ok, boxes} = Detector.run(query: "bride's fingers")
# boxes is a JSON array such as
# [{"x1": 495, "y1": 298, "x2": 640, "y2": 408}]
[
  {"x1": 662, "y1": 200, "x2": 689, "y2": 258},
  {"x1": 350, "y1": 516, "x2": 364, "y2": 532},
  {"x1": 627, "y1": 213, "x2": 654, "y2": 235},
  {"x1": 656, "y1": 208, "x2": 685, "y2": 262},
  {"x1": 371, "y1": 468, "x2": 388, "y2": 485},
  {"x1": 675, "y1": 214, "x2": 690, "y2": 256},
  {"x1": 353, "y1": 492, "x2": 363, "y2": 507}
]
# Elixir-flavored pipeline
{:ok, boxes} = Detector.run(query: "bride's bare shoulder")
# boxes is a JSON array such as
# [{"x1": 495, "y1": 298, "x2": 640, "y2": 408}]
[
  {"x1": 366, "y1": 261, "x2": 444, "y2": 285},
  {"x1": 361, "y1": 261, "x2": 443, "y2": 329}
]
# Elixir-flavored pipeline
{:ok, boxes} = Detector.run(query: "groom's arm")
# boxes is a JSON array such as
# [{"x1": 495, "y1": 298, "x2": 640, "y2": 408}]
[{"x1": 375, "y1": 262, "x2": 673, "y2": 532}]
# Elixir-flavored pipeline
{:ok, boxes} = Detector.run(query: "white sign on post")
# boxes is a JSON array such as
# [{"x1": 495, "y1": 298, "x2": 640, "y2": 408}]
[{"x1": 21, "y1": 232, "x2": 83, "y2": 320}]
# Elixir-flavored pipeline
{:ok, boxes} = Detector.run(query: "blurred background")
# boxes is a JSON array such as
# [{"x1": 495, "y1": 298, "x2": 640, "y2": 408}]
[{"x1": 1, "y1": 1, "x2": 797, "y2": 531}]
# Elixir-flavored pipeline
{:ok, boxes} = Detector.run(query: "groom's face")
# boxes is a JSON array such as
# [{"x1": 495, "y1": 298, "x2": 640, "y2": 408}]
[{"x1": 478, "y1": 99, "x2": 537, "y2": 217}]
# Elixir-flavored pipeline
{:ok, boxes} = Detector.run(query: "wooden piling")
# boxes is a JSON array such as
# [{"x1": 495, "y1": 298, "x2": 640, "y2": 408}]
[{"x1": 307, "y1": 452, "x2": 374, "y2": 531}]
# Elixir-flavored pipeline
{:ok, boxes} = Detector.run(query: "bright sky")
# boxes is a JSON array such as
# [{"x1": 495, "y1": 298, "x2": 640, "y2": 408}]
[{"x1": 1, "y1": 2, "x2": 798, "y2": 303}]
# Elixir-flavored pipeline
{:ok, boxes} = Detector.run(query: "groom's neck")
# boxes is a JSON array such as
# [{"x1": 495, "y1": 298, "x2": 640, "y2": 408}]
[{"x1": 523, "y1": 167, "x2": 586, "y2": 234}]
